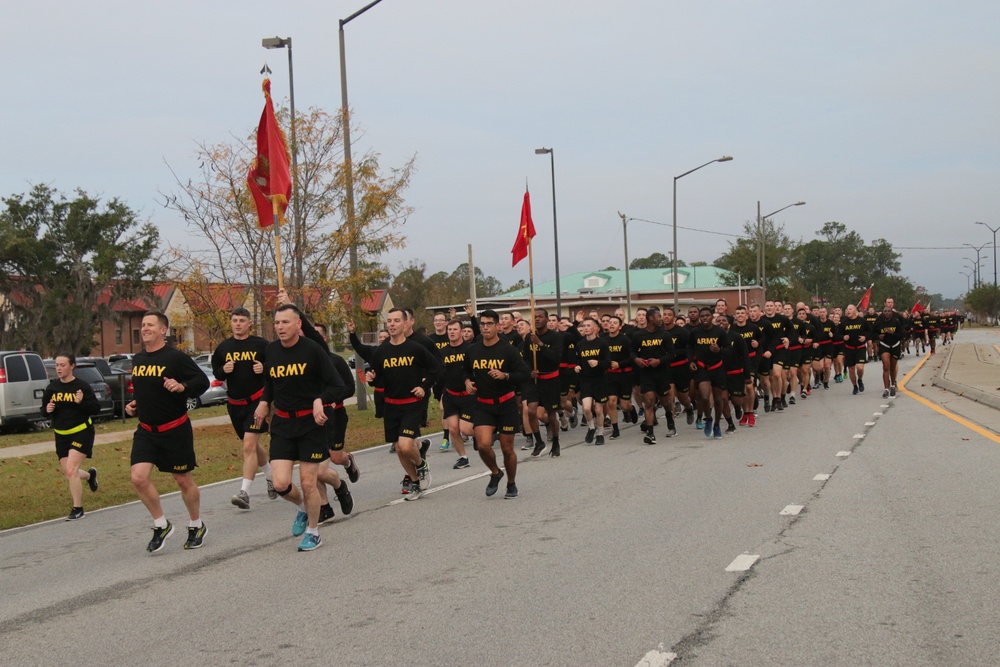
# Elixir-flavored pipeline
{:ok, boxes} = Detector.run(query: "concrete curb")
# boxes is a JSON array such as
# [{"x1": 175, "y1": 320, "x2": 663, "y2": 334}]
[{"x1": 932, "y1": 345, "x2": 1000, "y2": 411}]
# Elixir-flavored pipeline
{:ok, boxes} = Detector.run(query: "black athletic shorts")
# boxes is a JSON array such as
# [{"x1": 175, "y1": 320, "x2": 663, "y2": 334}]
[
  {"x1": 786, "y1": 347, "x2": 803, "y2": 367},
  {"x1": 666, "y1": 361, "x2": 692, "y2": 393},
  {"x1": 758, "y1": 352, "x2": 774, "y2": 376},
  {"x1": 382, "y1": 400, "x2": 424, "y2": 443},
  {"x1": 578, "y1": 377, "x2": 608, "y2": 403},
  {"x1": 522, "y1": 377, "x2": 560, "y2": 412},
  {"x1": 606, "y1": 370, "x2": 633, "y2": 401},
  {"x1": 771, "y1": 348, "x2": 790, "y2": 368},
  {"x1": 725, "y1": 370, "x2": 746, "y2": 397},
  {"x1": 131, "y1": 422, "x2": 197, "y2": 473},
  {"x1": 637, "y1": 365, "x2": 671, "y2": 397},
  {"x1": 878, "y1": 340, "x2": 903, "y2": 360},
  {"x1": 693, "y1": 365, "x2": 728, "y2": 390},
  {"x1": 471, "y1": 396, "x2": 520, "y2": 434},
  {"x1": 325, "y1": 405, "x2": 348, "y2": 451},
  {"x1": 55, "y1": 426, "x2": 95, "y2": 460},
  {"x1": 746, "y1": 353, "x2": 760, "y2": 375},
  {"x1": 559, "y1": 367, "x2": 578, "y2": 396},
  {"x1": 227, "y1": 399, "x2": 268, "y2": 440},
  {"x1": 270, "y1": 413, "x2": 329, "y2": 463},
  {"x1": 843, "y1": 347, "x2": 866, "y2": 367},
  {"x1": 442, "y1": 391, "x2": 475, "y2": 421}
]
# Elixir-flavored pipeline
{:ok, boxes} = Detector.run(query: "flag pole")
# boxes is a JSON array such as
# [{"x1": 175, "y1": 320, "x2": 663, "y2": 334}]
[
  {"x1": 272, "y1": 198, "x2": 285, "y2": 290},
  {"x1": 527, "y1": 220, "x2": 538, "y2": 372}
]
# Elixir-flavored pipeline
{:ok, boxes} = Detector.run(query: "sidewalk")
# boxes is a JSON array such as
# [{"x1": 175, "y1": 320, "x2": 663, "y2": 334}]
[
  {"x1": 0, "y1": 395, "x2": 361, "y2": 460},
  {"x1": 934, "y1": 340, "x2": 1000, "y2": 410}
]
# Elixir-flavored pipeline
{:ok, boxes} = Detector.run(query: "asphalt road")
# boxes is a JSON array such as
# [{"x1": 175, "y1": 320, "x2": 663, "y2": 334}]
[{"x1": 2, "y1": 331, "x2": 999, "y2": 667}]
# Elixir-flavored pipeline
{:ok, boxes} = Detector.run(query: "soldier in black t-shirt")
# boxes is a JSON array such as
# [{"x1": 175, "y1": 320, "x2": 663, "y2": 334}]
[
  {"x1": 127, "y1": 311, "x2": 211, "y2": 553},
  {"x1": 872, "y1": 305, "x2": 908, "y2": 397},
  {"x1": 213, "y1": 307, "x2": 273, "y2": 510}
]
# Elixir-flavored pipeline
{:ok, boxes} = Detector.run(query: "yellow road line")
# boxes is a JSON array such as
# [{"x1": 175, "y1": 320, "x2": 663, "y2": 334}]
[{"x1": 898, "y1": 353, "x2": 1000, "y2": 444}]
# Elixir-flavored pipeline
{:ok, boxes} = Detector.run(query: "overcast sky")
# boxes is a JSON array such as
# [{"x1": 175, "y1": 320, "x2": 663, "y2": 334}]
[{"x1": 4, "y1": 1, "x2": 998, "y2": 301}]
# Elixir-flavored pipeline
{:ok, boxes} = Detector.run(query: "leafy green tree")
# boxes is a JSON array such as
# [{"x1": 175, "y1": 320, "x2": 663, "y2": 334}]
[
  {"x1": 630, "y1": 252, "x2": 683, "y2": 270},
  {"x1": 715, "y1": 219, "x2": 798, "y2": 301},
  {"x1": 0, "y1": 185, "x2": 162, "y2": 356},
  {"x1": 965, "y1": 285, "x2": 1000, "y2": 323}
]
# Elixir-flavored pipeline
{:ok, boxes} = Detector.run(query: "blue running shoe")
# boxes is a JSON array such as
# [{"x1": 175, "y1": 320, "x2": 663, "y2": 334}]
[
  {"x1": 696, "y1": 417, "x2": 704, "y2": 430},
  {"x1": 291, "y1": 510, "x2": 308, "y2": 537},
  {"x1": 297, "y1": 533, "x2": 322, "y2": 552},
  {"x1": 440, "y1": 438, "x2": 450, "y2": 452},
  {"x1": 703, "y1": 417, "x2": 713, "y2": 438},
  {"x1": 713, "y1": 424, "x2": 723, "y2": 439}
]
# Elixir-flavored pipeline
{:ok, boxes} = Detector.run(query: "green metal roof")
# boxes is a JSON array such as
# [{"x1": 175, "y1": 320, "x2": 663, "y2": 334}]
[{"x1": 500, "y1": 266, "x2": 735, "y2": 298}]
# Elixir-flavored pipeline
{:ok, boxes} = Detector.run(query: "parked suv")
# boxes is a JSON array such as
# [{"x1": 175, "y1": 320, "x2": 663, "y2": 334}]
[
  {"x1": 76, "y1": 356, "x2": 133, "y2": 417},
  {"x1": 0, "y1": 351, "x2": 50, "y2": 430}
]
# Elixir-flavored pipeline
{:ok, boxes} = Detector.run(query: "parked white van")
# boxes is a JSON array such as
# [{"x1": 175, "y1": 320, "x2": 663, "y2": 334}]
[{"x1": 0, "y1": 351, "x2": 50, "y2": 430}]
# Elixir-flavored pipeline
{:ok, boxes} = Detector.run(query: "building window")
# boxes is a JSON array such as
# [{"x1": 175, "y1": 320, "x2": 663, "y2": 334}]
[
  {"x1": 132, "y1": 329, "x2": 140, "y2": 345},
  {"x1": 115, "y1": 322, "x2": 123, "y2": 345},
  {"x1": 583, "y1": 274, "x2": 609, "y2": 289}
]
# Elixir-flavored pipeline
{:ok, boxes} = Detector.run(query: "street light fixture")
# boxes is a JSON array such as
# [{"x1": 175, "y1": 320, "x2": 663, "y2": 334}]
[
  {"x1": 960, "y1": 269, "x2": 973, "y2": 294},
  {"x1": 261, "y1": 36, "x2": 301, "y2": 290},
  {"x1": 339, "y1": 0, "x2": 385, "y2": 410},
  {"x1": 535, "y1": 147, "x2": 561, "y2": 316},
  {"x1": 672, "y1": 156, "x2": 733, "y2": 309},
  {"x1": 757, "y1": 200, "x2": 806, "y2": 301},
  {"x1": 975, "y1": 222, "x2": 999, "y2": 287},
  {"x1": 964, "y1": 242, "x2": 989, "y2": 288}
]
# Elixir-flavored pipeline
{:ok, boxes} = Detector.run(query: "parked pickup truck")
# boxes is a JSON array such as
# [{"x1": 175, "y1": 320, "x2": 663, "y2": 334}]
[{"x1": 77, "y1": 357, "x2": 134, "y2": 417}]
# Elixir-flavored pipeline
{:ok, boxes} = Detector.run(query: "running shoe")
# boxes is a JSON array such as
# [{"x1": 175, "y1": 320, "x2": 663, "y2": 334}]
[
  {"x1": 87, "y1": 468, "x2": 98, "y2": 493},
  {"x1": 318, "y1": 504, "x2": 335, "y2": 524},
  {"x1": 522, "y1": 436, "x2": 534, "y2": 450},
  {"x1": 417, "y1": 461, "x2": 431, "y2": 490},
  {"x1": 335, "y1": 483, "x2": 354, "y2": 515},
  {"x1": 747, "y1": 413, "x2": 756, "y2": 427},
  {"x1": 297, "y1": 534, "x2": 322, "y2": 551},
  {"x1": 800, "y1": 389, "x2": 807, "y2": 399},
  {"x1": 147, "y1": 522, "x2": 173, "y2": 553},
  {"x1": 823, "y1": 382, "x2": 829, "y2": 389},
  {"x1": 852, "y1": 386, "x2": 859, "y2": 395},
  {"x1": 231, "y1": 490, "x2": 250, "y2": 510},
  {"x1": 763, "y1": 398, "x2": 771, "y2": 413},
  {"x1": 595, "y1": 435, "x2": 605, "y2": 446},
  {"x1": 696, "y1": 417, "x2": 705, "y2": 430},
  {"x1": 550, "y1": 441, "x2": 560, "y2": 457},
  {"x1": 664, "y1": 426, "x2": 677, "y2": 438},
  {"x1": 858, "y1": 379, "x2": 865, "y2": 392},
  {"x1": 440, "y1": 438, "x2": 450, "y2": 452},
  {"x1": 889, "y1": 385, "x2": 896, "y2": 397},
  {"x1": 292, "y1": 511, "x2": 309, "y2": 536},
  {"x1": 609, "y1": 429, "x2": 620, "y2": 440},
  {"x1": 713, "y1": 424, "x2": 723, "y2": 439},
  {"x1": 66, "y1": 507, "x2": 84, "y2": 521},
  {"x1": 781, "y1": 396, "x2": 788, "y2": 408},
  {"x1": 389, "y1": 443, "x2": 396, "y2": 453},
  {"x1": 775, "y1": 400, "x2": 784, "y2": 412},
  {"x1": 531, "y1": 442, "x2": 550, "y2": 458},
  {"x1": 882, "y1": 389, "x2": 890, "y2": 398},
  {"x1": 266, "y1": 477, "x2": 278, "y2": 500},
  {"x1": 184, "y1": 523, "x2": 207, "y2": 549},
  {"x1": 485, "y1": 470, "x2": 505, "y2": 496},
  {"x1": 453, "y1": 456, "x2": 470, "y2": 469},
  {"x1": 504, "y1": 483, "x2": 519, "y2": 499},
  {"x1": 405, "y1": 482, "x2": 422, "y2": 500},
  {"x1": 419, "y1": 439, "x2": 431, "y2": 461},
  {"x1": 569, "y1": 411, "x2": 579, "y2": 428},
  {"x1": 725, "y1": 423, "x2": 736, "y2": 434},
  {"x1": 604, "y1": 416, "x2": 611, "y2": 428},
  {"x1": 640, "y1": 422, "x2": 648, "y2": 433},
  {"x1": 559, "y1": 412, "x2": 569, "y2": 431},
  {"x1": 401, "y1": 475, "x2": 412, "y2": 494},
  {"x1": 686, "y1": 408, "x2": 695, "y2": 425},
  {"x1": 788, "y1": 396, "x2": 796, "y2": 406},
  {"x1": 643, "y1": 433, "x2": 657, "y2": 445},
  {"x1": 739, "y1": 413, "x2": 749, "y2": 426},
  {"x1": 734, "y1": 405, "x2": 743, "y2": 419},
  {"x1": 585, "y1": 428, "x2": 596, "y2": 444},
  {"x1": 703, "y1": 418, "x2": 713, "y2": 438},
  {"x1": 344, "y1": 453, "x2": 361, "y2": 483}
]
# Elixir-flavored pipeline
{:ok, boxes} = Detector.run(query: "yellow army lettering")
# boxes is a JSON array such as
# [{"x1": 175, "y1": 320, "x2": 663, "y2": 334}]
[
  {"x1": 443, "y1": 353, "x2": 465, "y2": 364},
  {"x1": 173, "y1": 465, "x2": 187, "y2": 471},
  {"x1": 472, "y1": 359, "x2": 505, "y2": 370},
  {"x1": 269, "y1": 363, "x2": 308, "y2": 378},
  {"x1": 695, "y1": 337, "x2": 719, "y2": 346},
  {"x1": 641, "y1": 339, "x2": 663, "y2": 347},
  {"x1": 51, "y1": 392, "x2": 77, "y2": 402},
  {"x1": 608, "y1": 345, "x2": 623, "y2": 353},
  {"x1": 225, "y1": 351, "x2": 258, "y2": 362},
  {"x1": 382, "y1": 356, "x2": 415, "y2": 369},
  {"x1": 310, "y1": 453, "x2": 324, "y2": 460},
  {"x1": 580, "y1": 349, "x2": 601, "y2": 358},
  {"x1": 132, "y1": 365, "x2": 166, "y2": 377}
]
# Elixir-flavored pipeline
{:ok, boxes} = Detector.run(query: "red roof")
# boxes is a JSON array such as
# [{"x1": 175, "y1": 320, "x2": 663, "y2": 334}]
[{"x1": 340, "y1": 289, "x2": 386, "y2": 313}]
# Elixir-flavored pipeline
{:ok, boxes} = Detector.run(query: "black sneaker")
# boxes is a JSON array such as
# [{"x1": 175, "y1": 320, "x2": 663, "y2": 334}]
[
  {"x1": 344, "y1": 453, "x2": 361, "y2": 483},
  {"x1": 763, "y1": 397, "x2": 771, "y2": 413},
  {"x1": 389, "y1": 443, "x2": 396, "y2": 454},
  {"x1": 453, "y1": 457, "x2": 470, "y2": 469},
  {"x1": 664, "y1": 426, "x2": 677, "y2": 438},
  {"x1": 685, "y1": 408, "x2": 695, "y2": 425},
  {"x1": 486, "y1": 470, "x2": 505, "y2": 496},
  {"x1": 504, "y1": 483, "x2": 519, "y2": 499},
  {"x1": 823, "y1": 382, "x2": 829, "y2": 389},
  {"x1": 184, "y1": 523, "x2": 206, "y2": 550},
  {"x1": 780, "y1": 396, "x2": 788, "y2": 408},
  {"x1": 852, "y1": 386, "x2": 859, "y2": 395},
  {"x1": 643, "y1": 433, "x2": 657, "y2": 445},
  {"x1": 882, "y1": 389, "x2": 890, "y2": 398},
  {"x1": 639, "y1": 422, "x2": 648, "y2": 433},
  {"x1": 87, "y1": 468, "x2": 98, "y2": 493},
  {"x1": 585, "y1": 428, "x2": 596, "y2": 444},
  {"x1": 569, "y1": 412, "x2": 579, "y2": 428},
  {"x1": 419, "y1": 439, "x2": 431, "y2": 461},
  {"x1": 889, "y1": 385, "x2": 896, "y2": 397},
  {"x1": 318, "y1": 504, "x2": 335, "y2": 524},
  {"x1": 531, "y1": 442, "x2": 550, "y2": 458},
  {"x1": 610, "y1": 426, "x2": 620, "y2": 440},
  {"x1": 550, "y1": 441, "x2": 560, "y2": 457},
  {"x1": 858, "y1": 379, "x2": 865, "y2": 392},
  {"x1": 335, "y1": 483, "x2": 354, "y2": 515},
  {"x1": 66, "y1": 507, "x2": 84, "y2": 521},
  {"x1": 147, "y1": 522, "x2": 173, "y2": 553},
  {"x1": 725, "y1": 423, "x2": 736, "y2": 434},
  {"x1": 595, "y1": 435, "x2": 605, "y2": 446},
  {"x1": 775, "y1": 400, "x2": 784, "y2": 412}
]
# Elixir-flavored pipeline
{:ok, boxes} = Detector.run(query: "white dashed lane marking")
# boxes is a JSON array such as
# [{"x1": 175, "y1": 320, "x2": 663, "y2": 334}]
[
  {"x1": 780, "y1": 504, "x2": 804, "y2": 515},
  {"x1": 813, "y1": 474, "x2": 831, "y2": 481},
  {"x1": 836, "y1": 451, "x2": 852, "y2": 457},
  {"x1": 634, "y1": 649, "x2": 677, "y2": 666},
  {"x1": 725, "y1": 554, "x2": 761, "y2": 572}
]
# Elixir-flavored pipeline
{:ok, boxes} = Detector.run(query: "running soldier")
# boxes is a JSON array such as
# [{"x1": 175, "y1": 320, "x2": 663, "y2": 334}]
[
  {"x1": 604, "y1": 315, "x2": 635, "y2": 439},
  {"x1": 840, "y1": 304, "x2": 869, "y2": 394},
  {"x1": 872, "y1": 304, "x2": 907, "y2": 397},
  {"x1": 573, "y1": 317, "x2": 611, "y2": 445},
  {"x1": 730, "y1": 305, "x2": 763, "y2": 426},
  {"x1": 633, "y1": 306, "x2": 678, "y2": 444}
]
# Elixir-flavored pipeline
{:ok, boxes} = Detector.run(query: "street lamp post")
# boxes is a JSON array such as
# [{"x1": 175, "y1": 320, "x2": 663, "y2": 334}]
[
  {"x1": 261, "y1": 36, "x2": 301, "y2": 290},
  {"x1": 339, "y1": 0, "x2": 384, "y2": 411},
  {"x1": 672, "y1": 156, "x2": 732, "y2": 310},
  {"x1": 757, "y1": 200, "x2": 806, "y2": 301},
  {"x1": 618, "y1": 212, "x2": 631, "y2": 316},
  {"x1": 535, "y1": 148, "x2": 560, "y2": 317},
  {"x1": 975, "y1": 222, "x2": 999, "y2": 287},
  {"x1": 964, "y1": 242, "x2": 989, "y2": 288},
  {"x1": 960, "y1": 270, "x2": 973, "y2": 294}
]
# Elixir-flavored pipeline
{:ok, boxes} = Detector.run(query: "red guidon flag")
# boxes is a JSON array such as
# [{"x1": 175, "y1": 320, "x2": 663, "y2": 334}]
[
  {"x1": 857, "y1": 284, "x2": 873, "y2": 310},
  {"x1": 911, "y1": 301, "x2": 925, "y2": 313},
  {"x1": 247, "y1": 78, "x2": 292, "y2": 229},
  {"x1": 511, "y1": 191, "x2": 537, "y2": 267}
]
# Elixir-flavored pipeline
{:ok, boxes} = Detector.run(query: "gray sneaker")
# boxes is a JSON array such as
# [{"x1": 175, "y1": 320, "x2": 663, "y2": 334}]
[
  {"x1": 417, "y1": 461, "x2": 431, "y2": 490},
  {"x1": 231, "y1": 490, "x2": 250, "y2": 510},
  {"x1": 266, "y1": 478, "x2": 277, "y2": 500},
  {"x1": 504, "y1": 483, "x2": 519, "y2": 499}
]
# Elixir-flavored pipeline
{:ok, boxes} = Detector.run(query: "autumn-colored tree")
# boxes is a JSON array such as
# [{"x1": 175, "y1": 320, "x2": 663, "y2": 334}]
[{"x1": 163, "y1": 105, "x2": 414, "y2": 334}]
